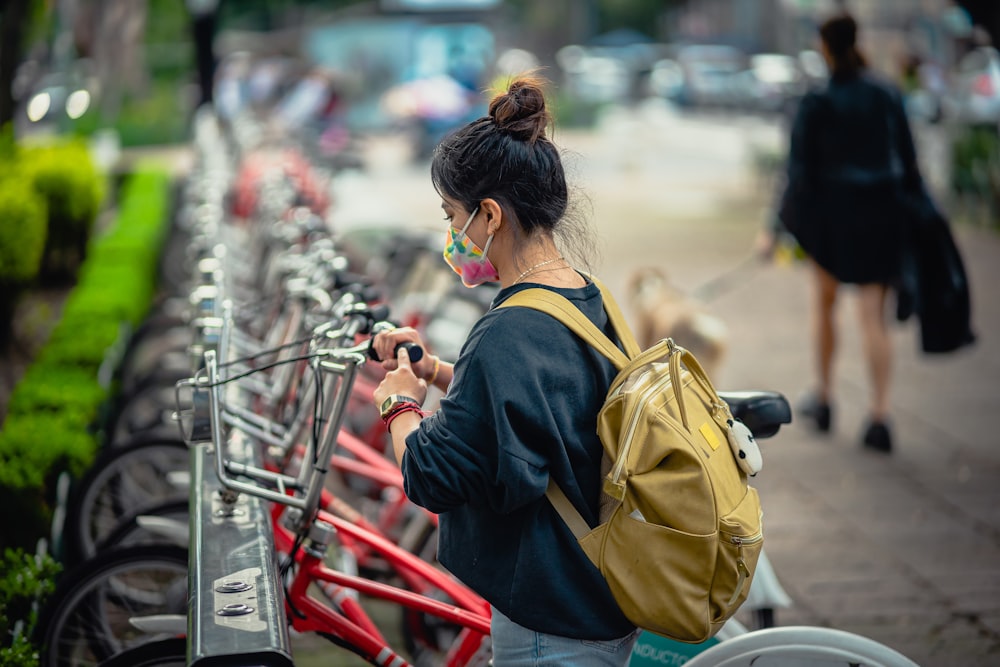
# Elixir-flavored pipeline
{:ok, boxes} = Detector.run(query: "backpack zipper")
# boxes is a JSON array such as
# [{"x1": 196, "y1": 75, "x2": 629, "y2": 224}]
[
  {"x1": 726, "y1": 531, "x2": 763, "y2": 606},
  {"x1": 606, "y1": 368, "x2": 676, "y2": 499}
]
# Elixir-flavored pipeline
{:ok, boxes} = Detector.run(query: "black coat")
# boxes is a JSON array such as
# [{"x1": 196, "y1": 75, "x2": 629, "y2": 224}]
[
  {"x1": 779, "y1": 71, "x2": 920, "y2": 285},
  {"x1": 895, "y1": 187, "x2": 976, "y2": 354}
]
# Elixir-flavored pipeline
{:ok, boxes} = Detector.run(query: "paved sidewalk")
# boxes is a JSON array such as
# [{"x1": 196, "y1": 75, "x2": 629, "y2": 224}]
[
  {"x1": 684, "y1": 224, "x2": 1000, "y2": 667},
  {"x1": 567, "y1": 121, "x2": 1000, "y2": 664},
  {"x1": 564, "y1": 114, "x2": 1000, "y2": 664}
]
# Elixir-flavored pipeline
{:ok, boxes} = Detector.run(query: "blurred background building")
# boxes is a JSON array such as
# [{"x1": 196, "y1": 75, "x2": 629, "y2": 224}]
[{"x1": 0, "y1": 0, "x2": 997, "y2": 219}]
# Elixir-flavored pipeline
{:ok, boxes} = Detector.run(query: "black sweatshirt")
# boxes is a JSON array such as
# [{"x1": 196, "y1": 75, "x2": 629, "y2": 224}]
[{"x1": 401, "y1": 277, "x2": 636, "y2": 640}]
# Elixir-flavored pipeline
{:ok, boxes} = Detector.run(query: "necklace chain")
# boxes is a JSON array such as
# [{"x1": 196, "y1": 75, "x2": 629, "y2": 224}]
[{"x1": 513, "y1": 256, "x2": 565, "y2": 284}]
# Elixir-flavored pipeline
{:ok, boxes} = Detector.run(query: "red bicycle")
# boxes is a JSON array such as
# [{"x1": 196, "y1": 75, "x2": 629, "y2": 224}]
[{"x1": 197, "y1": 294, "x2": 492, "y2": 665}]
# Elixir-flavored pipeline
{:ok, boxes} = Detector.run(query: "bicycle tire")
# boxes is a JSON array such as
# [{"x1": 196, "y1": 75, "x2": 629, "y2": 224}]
[
  {"x1": 35, "y1": 545, "x2": 189, "y2": 667},
  {"x1": 64, "y1": 440, "x2": 190, "y2": 564},
  {"x1": 105, "y1": 383, "x2": 188, "y2": 447},
  {"x1": 95, "y1": 500, "x2": 190, "y2": 553},
  {"x1": 97, "y1": 637, "x2": 186, "y2": 667},
  {"x1": 681, "y1": 625, "x2": 922, "y2": 667}
]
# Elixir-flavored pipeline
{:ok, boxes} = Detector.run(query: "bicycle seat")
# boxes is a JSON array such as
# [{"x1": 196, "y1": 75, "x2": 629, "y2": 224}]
[{"x1": 718, "y1": 391, "x2": 791, "y2": 439}]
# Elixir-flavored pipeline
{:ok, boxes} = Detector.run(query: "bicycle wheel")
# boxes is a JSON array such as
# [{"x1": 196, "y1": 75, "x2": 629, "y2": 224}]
[
  {"x1": 104, "y1": 383, "x2": 189, "y2": 447},
  {"x1": 95, "y1": 500, "x2": 190, "y2": 553},
  {"x1": 97, "y1": 637, "x2": 186, "y2": 667},
  {"x1": 35, "y1": 546, "x2": 189, "y2": 667},
  {"x1": 64, "y1": 440, "x2": 190, "y2": 564},
  {"x1": 681, "y1": 626, "x2": 922, "y2": 667}
]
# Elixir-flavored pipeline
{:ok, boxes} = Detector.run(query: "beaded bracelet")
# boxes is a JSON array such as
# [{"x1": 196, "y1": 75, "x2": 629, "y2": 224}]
[
  {"x1": 384, "y1": 404, "x2": 425, "y2": 432},
  {"x1": 426, "y1": 355, "x2": 441, "y2": 385}
]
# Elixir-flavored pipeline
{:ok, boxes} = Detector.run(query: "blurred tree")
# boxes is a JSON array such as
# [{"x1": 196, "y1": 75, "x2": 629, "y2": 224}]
[
  {"x1": 596, "y1": 0, "x2": 681, "y2": 37},
  {"x1": 506, "y1": 0, "x2": 683, "y2": 42},
  {"x1": 74, "y1": 0, "x2": 149, "y2": 124},
  {"x1": 0, "y1": 0, "x2": 35, "y2": 128}
]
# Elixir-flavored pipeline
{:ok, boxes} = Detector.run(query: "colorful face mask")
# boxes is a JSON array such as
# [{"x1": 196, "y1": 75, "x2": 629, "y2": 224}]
[{"x1": 442, "y1": 207, "x2": 499, "y2": 287}]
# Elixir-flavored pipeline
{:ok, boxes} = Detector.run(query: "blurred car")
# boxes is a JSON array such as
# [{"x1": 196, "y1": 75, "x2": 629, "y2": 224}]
[
  {"x1": 947, "y1": 46, "x2": 1000, "y2": 125},
  {"x1": 730, "y1": 53, "x2": 805, "y2": 114},
  {"x1": 673, "y1": 44, "x2": 746, "y2": 109},
  {"x1": 647, "y1": 58, "x2": 685, "y2": 101},
  {"x1": 556, "y1": 44, "x2": 632, "y2": 104}
]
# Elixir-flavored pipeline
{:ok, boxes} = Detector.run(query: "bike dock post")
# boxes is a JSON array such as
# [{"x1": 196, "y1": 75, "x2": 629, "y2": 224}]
[{"x1": 188, "y1": 441, "x2": 294, "y2": 667}]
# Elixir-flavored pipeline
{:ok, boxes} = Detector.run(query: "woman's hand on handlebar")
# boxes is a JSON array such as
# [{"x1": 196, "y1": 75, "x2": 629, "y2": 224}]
[
  {"x1": 373, "y1": 328, "x2": 433, "y2": 376},
  {"x1": 373, "y1": 346, "x2": 428, "y2": 409}
]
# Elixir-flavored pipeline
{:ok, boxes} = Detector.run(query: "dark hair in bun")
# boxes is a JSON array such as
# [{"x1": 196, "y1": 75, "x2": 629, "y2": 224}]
[
  {"x1": 819, "y1": 13, "x2": 867, "y2": 77},
  {"x1": 431, "y1": 74, "x2": 567, "y2": 238},
  {"x1": 488, "y1": 76, "x2": 551, "y2": 144}
]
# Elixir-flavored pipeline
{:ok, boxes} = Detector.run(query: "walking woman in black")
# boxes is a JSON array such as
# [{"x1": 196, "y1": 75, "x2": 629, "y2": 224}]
[{"x1": 772, "y1": 12, "x2": 925, "y2": 453}]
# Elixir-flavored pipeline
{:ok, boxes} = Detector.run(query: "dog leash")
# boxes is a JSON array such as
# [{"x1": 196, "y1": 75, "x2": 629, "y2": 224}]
[{"x1": 691, "y1": 255, "x2": 766, "y2": 303}]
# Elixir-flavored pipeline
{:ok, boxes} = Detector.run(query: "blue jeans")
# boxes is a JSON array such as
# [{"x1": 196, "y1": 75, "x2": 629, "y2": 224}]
[{"x1": 490, "y1": 606, "x2": 639, "y2": 666}]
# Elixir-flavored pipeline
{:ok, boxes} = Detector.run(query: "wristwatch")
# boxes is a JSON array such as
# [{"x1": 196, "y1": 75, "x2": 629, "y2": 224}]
[{"x1": 379, "y1": 395, "x2": 421, "y2": 420}]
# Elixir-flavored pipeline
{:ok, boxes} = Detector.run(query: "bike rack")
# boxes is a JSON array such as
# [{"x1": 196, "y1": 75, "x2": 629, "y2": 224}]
[
  {"x1": 188, "y1": 442, "x2": 294, "y2": 667},
  {"x1": 187, "y1": 294, "x2": 295, "y2": 666}
]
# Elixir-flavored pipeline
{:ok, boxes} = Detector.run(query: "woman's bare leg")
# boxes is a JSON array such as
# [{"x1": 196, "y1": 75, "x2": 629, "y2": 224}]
[
  {"x1": 856, "y1": 283, "x2": 892, "y2": 421},
  {"x1": 812, "y1": 262, "x2": 840, "y2": 404}
]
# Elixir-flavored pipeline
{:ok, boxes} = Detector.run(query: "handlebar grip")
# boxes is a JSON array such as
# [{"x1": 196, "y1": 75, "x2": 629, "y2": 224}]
[
  {"x1": 368, "y1": 303, "x2": 391, "y2": 322},
  {"x1": 396, "y1": 342, "x2": 424, "y2": 363},
  {"x1": 367, "y1": 339, "x2": 424, "y2": 363}
]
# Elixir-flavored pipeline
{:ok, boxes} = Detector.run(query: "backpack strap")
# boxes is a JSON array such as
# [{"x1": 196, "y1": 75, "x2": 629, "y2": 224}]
[
  {"x1": 544, "y1": 478, "x2": 591, "y2": 539},
  {"x1": 496, "y1": 277, "x2": 639, "y2": 537},
  {"x1": 590, "y1": 276, "x2": 642, "y2": 359},
  {"x1": 496, "y1": 276, "x2": 639, "y2": 369}
]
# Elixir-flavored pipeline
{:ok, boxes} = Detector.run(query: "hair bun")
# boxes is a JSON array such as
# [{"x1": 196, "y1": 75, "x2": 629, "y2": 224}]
[{"x1": 489, "y1": 76, "x2": 551, "y2": 143}]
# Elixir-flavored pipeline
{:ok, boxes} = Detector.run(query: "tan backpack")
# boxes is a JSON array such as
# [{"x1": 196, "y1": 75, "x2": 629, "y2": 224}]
[{"x1": 499, "y1": 279, "x2": 764, "y2": 643}]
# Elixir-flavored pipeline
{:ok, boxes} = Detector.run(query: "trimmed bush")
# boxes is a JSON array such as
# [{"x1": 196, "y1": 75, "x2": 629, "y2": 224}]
[
  {"x1": 0, "y1": 165, "x2": 171, "y2": 555},
  {"x1": 22, "y1": 140, "x2": 106, "y2": 282},
  {"x1": 0, "y1": 177, "x2": 48, "y2": 347},
  {"x1": 0, "y1": 178, "x2": 47, "y2": 285}
]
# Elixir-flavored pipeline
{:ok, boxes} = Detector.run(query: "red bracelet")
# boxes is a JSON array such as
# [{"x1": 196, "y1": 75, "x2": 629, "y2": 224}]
[
  {"x1": 384, "y1": 404, "x2": 425, "y2": 431},
  {"x1": 382, "y1": 401, "x2": 420, "y2": 423}
]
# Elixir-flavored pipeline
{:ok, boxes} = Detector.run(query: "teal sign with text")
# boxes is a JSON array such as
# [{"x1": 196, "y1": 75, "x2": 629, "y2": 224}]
[{"x1": 629, "y1": 631, "x2": 719, "y2": 666}]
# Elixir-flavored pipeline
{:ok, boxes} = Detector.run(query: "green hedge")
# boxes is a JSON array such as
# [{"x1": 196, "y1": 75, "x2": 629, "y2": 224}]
[
  {"x1": 0, "y1": 177, "x2": 48, "y2": 286},
  {"x1": 22, "y1": 140, "x2": 106, "y2": 282},
  {"x1": 0, "y1": 138, "x2": 106, "y2": 348},
  {"x1": 0, "y1": 166, "x2": 172, "y2": 554}
]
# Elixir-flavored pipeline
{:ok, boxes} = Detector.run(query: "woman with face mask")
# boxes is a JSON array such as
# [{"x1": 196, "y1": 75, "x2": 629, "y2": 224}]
[{"x1": 370, "y1": 75, "x2": 640, "y2": 665}]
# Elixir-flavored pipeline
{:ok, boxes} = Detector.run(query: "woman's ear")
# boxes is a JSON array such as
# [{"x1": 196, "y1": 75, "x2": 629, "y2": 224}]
[{"x1": 480, "y1": 198, "x2": 504, "y2": 235}]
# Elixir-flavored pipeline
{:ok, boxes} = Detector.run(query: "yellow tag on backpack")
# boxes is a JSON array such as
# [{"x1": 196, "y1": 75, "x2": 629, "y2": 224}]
[{"x1": 499, "y1": 278, "x2": 764, "y2": 643}]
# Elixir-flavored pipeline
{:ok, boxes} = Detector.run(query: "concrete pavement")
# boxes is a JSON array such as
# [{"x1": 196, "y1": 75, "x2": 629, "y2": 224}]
[
  {"x1": 564, "y1": 106, "x2": 1000, "y2": 667},
  {"x1": 312, "y1": 102, "x2": 1000, "y2": 665}
]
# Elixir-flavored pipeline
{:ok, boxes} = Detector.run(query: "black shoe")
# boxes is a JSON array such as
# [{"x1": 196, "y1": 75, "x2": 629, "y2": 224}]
[
  {"x1": 798, "y1": 393, "x2": 832, "y2": 433},
  {"x1": 862, "y1": 420, "x2": 893, "y2": 453}
]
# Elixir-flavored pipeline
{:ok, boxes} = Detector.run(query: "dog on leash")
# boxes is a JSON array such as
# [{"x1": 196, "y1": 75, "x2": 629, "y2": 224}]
[{"x1": 626, "y1": 267, "x2": 729, "y2": 377}]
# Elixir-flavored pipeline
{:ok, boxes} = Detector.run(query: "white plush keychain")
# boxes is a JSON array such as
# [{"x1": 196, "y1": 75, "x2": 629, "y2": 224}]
[{"x1": 726, "y1": 418, "x2": 763, "y2": 476}]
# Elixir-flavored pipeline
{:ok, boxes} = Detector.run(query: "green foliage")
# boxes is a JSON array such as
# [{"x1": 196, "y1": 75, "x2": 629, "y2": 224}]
[
  {"x1": 0, "y1": 414, "x2": 99, "y2": 490},
  {"x1": 950, "y1": 124, "x2": 1000, "y2": 226},
  {"x1": 23, "y1": 141, "x2": 104, "y2": 237},
  {"x1": 951, "y1": 125, "x2": 999, "y2": 191},
  {"x1": 106, "y1": 83, "x2": 189, "y2": 147},
  {"x1": 0, "y1": 165, "x2": 172, "y2": 554},
  {"x1": 0, "y1": 177, "x2": 47, "y2": 285},
  {"x1": 5, "y1": 364, "x2": 109, "y2": 426},
  {"x1": 551, "y1": 89, "x2": 604, "y2": 128},
  {"x1": 0, "y1": 548, "x2": 61, "y2": 667},
  {"x1": 19, "y1": 140, "x2": 105, "y2": 281}
]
